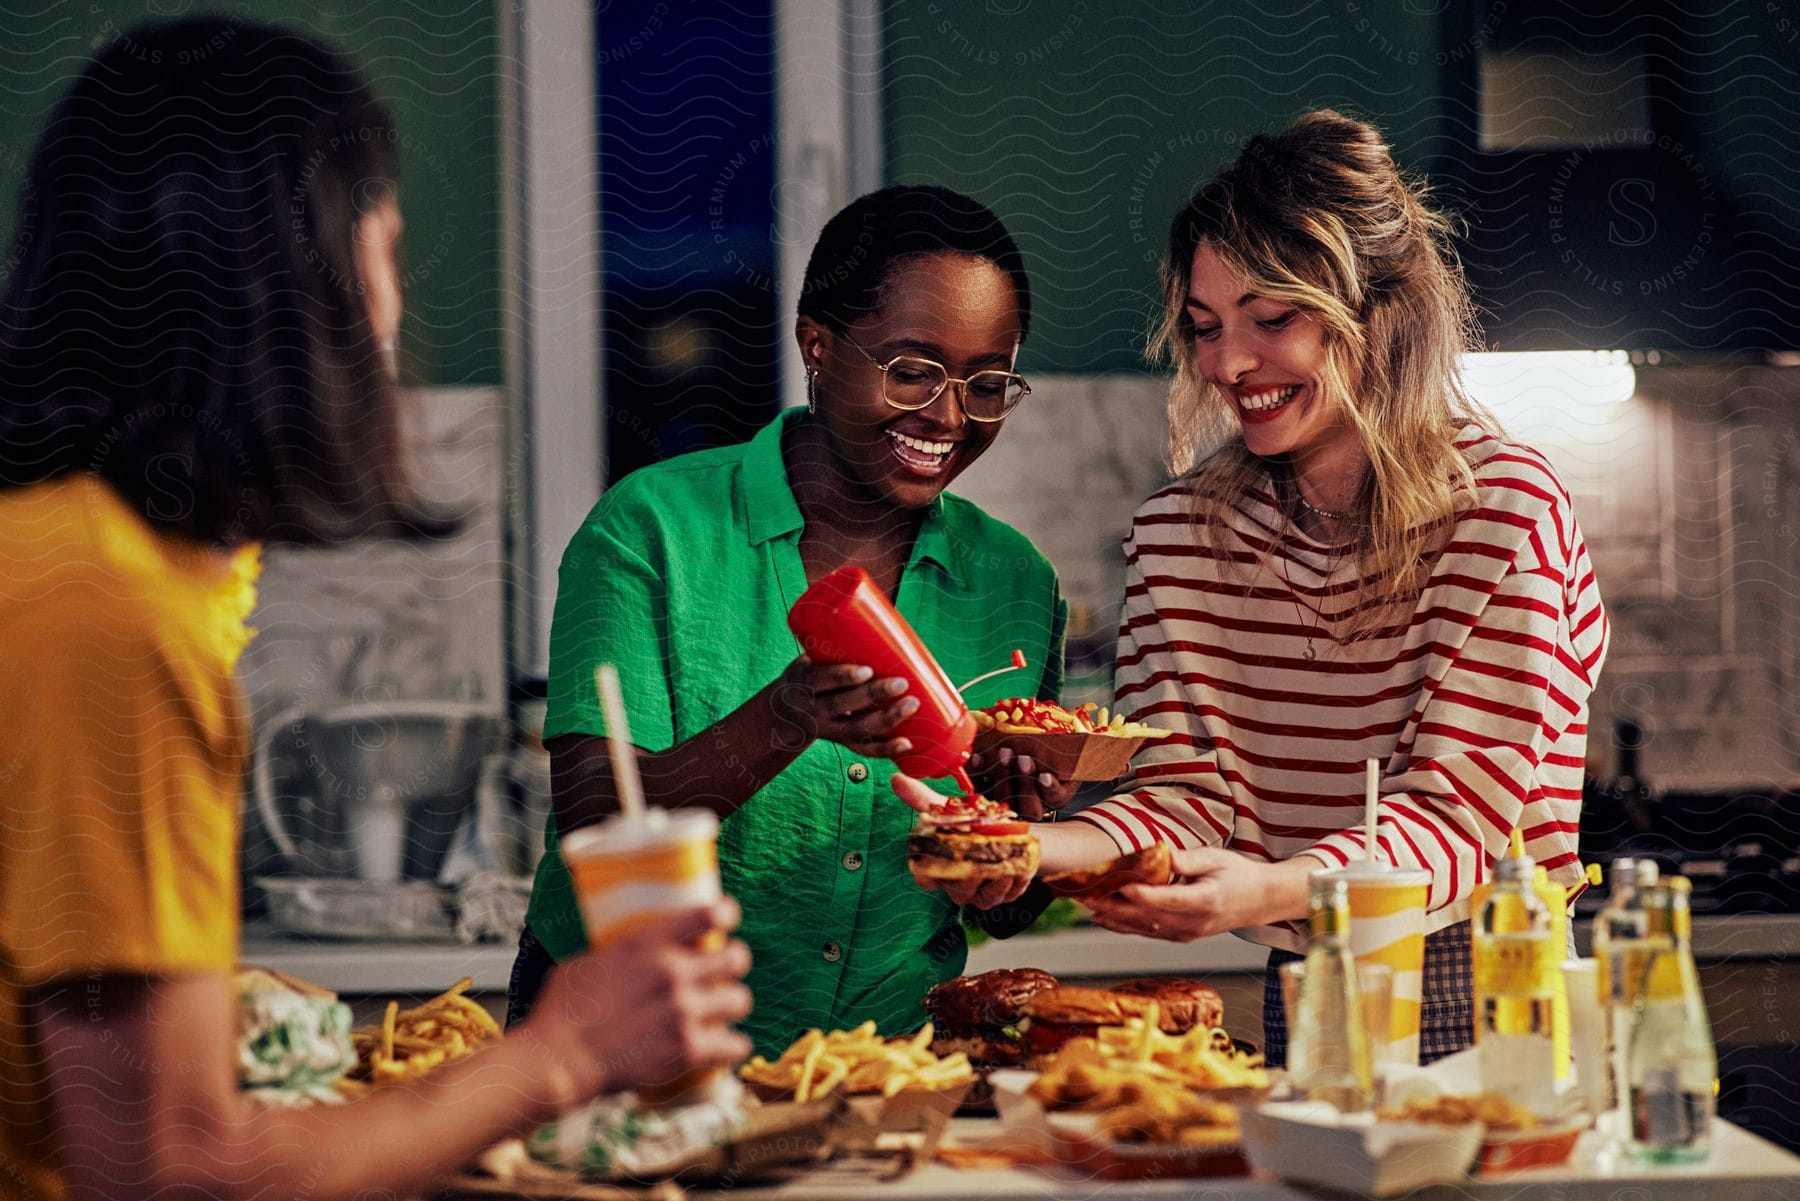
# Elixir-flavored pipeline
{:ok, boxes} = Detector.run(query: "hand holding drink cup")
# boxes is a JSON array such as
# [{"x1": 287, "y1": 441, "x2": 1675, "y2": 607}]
[
  {"x1": 527, "y1": 899, "x2": 752, "y2": 1100},
  {"x1": 553, "y1": 665, "x2": 755, "y2": 1104}
]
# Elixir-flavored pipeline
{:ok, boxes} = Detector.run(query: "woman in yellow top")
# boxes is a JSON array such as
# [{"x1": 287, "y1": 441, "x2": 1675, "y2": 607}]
[{"x1": 0, "y1": 18, "x2": 750, "y2": 1201}]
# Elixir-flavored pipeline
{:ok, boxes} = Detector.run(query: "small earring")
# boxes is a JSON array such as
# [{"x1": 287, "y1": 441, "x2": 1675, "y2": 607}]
[{"x1": 806, "y1": 368, "x2": 820, "y2": 415}]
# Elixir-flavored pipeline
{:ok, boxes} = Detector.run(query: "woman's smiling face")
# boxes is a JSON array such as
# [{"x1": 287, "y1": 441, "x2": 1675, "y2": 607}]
[
  {"x1": 1185, "y1": 243, "x2": 1354, "y2": 465},
  {"x1": 801, "y1": 252, "x2": 1023, "y2": 510}
]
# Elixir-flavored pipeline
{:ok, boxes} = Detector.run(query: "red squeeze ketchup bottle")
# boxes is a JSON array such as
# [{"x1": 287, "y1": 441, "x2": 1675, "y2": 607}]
[{"x1": 787, "y1": 566, "x2": 978, "y2": 795}]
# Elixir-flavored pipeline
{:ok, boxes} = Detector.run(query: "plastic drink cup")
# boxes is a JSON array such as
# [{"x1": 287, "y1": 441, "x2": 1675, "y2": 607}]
[
  {"x1": 1316, "y1": 863, "x2": 1430, "y2": 1067},
  {"x1": 787, "y1": 566, "x2": 977, "y2": 787},
  {"x1": 1280, "y1": 960, "x2": 1395, "y2": 1074},
  {"x1": 560, "y1": 808, "x2": 724, "y2": 1106},
  {"x1": 1561, "y1": 958, "x2": 1607, "y2": 1118}
]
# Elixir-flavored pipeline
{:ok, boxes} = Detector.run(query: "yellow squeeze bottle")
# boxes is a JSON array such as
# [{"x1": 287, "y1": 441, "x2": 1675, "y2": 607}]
[{"x1": 1470, "y1": 830, "x2": 1571, "y2": 1081}]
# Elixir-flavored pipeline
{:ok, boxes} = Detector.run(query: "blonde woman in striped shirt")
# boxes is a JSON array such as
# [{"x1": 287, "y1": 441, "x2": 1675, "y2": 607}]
[{"x1": 898, "y1": 110, "x2": 1607, "y2": 1064}]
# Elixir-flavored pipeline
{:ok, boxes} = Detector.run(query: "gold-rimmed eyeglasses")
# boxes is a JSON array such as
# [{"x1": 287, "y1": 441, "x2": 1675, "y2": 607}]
[{"x1": 839, "y1": 335, "x2": 1030, "y2": 422}]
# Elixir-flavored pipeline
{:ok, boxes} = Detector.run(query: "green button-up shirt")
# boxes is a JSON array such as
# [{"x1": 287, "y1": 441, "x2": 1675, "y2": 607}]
[{"x1": 525, "y1": 410, "x2": 1067, "y2": 1056}]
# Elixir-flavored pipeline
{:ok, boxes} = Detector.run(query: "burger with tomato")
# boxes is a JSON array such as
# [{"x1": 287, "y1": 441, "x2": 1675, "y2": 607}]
[{"x1": 906, "y1": 793, "x2": 1039, "y2": 883}]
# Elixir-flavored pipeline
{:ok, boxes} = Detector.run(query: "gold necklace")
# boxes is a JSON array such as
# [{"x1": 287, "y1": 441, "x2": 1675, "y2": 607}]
[
  {"x1": 1276, "y1": 545, "x2": 1325, "y2": 661},
  {"x1": 1277, "y1": 510, "x2": 1354, "y2": 662}
]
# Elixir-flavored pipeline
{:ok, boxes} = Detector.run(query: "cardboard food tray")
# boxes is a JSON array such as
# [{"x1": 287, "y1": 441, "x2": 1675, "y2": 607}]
[
  {"x1": 990, "y1": 1071, "x2": 1251, "y2": 1180},
  {"x1": 971, "y1": 729, "x2": 1151, "y2": 782},
  {"x1": 833, "y1": 1078, "x2": 975, "y2": 1155},
  {"x1": 1474, "y1": 1117, "x2": 1585, "y2": 1174},
  {"x1": 1240, "y1": 1100, "x2": 1484, "y2": 1198},
  {"x1": 1048, "y1": 1113, "x2": 1247, "y2": 1181}
]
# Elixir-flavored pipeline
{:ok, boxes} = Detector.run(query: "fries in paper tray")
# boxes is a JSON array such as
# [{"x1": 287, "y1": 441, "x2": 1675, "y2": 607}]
[
  {"x1": 972, "y1": 699, "x2": 1170, "y2": 781},
  {"x1": 740, "y1": 1021, "x2": 975, "y2": 1153},
  {"x1": 335, "y1": 977, "x2": 500, "y2": 1095},
  {"x1": 988, "y1": 1005, "x2": 1267, "y2": 1178}
]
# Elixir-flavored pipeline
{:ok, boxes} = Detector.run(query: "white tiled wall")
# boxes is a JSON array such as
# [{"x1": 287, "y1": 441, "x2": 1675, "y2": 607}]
[
  {"x1": 953, "y1": 365, "x2": 1800, "y2": 789},
  {"x1": 237, "y1": 387, "x2": 507, "y2": 726}
]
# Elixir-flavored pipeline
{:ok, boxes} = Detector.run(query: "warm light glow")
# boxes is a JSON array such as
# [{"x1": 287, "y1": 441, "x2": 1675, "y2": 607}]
[{"x1": 1461, "y1": 351, "x2": 1637, "y2": 433}]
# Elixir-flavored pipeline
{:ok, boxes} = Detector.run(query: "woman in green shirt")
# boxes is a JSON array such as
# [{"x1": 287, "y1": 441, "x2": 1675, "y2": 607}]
[{"x1": 512, "y1": 186, "x2": 1072, "y2": 1055}]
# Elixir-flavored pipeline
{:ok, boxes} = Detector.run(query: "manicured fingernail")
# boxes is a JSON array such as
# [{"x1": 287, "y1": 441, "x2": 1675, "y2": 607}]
[
  {"x1": 898, "y1": 697, "x2": 920, "y2": 717},
  {"x1": 997, "y1": 748, "x2": 1013, "y2": 764},
  {"x1": 1040, "y1": 773, "x2": 1055, "y2": 788},
  {"x1": 883, "y1": 678, "x2": 909, "y2": 696},
  {"x1": 1018, "y1": 757, "x2": 1034, "y2": 774},
  {"x1": 852, "y1": 666, "x2": 874, "y2": 682},
  {"x1": 892, "y1": 739, "x2": 912, "y2": 755}
]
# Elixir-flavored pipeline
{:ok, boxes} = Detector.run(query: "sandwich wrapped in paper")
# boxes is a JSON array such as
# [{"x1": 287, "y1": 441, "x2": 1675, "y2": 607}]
[
  {"x1": 525, "y1": 1075, "x2": 752, "y2": 1181},
  {"x1": 234, "y1": 967, "x2": 356, "y2": 1104}
]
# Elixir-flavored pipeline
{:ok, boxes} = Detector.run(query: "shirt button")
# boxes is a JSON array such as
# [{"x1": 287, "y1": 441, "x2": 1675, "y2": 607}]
[
  {"x1": 842, "y1": 851, "x2": 864, "y2": 871},
  {"x1": 846, "y1": 763, "x2": 869, "y2": 783},
  {"x1": 822, "y1": 940, "x2": 843, "y2": 963}
]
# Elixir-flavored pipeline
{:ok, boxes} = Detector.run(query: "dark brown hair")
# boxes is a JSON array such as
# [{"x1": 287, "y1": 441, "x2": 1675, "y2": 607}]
[{"x1": 0, "y1": 17, "x2": 448, "y2": 546}]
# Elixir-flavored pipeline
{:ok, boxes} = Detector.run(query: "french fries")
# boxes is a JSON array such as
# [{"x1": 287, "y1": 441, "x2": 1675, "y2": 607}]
[
  {"x1": 1091, "y1": 1078, "x2": 1241, "y2": 1145},
  {"x1": 738, "y1": 1020, "x2": 974, "y2": 1101},
  {"x1": 1379, "y1": 1092, "x2": 1537, "y2": 1130},
  {"x1": 1028, "y1": 1006, "x2": 1269, "y2": 1113},
  {"x1": 335, "y1": 977, "x2": 501, "y2": 1096},
  {"x1": 972, "y1": 699, "x2": 1168, "y2": 740}
]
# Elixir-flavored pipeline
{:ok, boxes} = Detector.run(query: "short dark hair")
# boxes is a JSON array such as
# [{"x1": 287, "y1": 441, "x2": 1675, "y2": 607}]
[
  {"x1": 0, "y1": 16, "x2": 446, "y2": 546},
  {"x1": 797, "y1": 185, "x2": 1031, "y2": 341}
]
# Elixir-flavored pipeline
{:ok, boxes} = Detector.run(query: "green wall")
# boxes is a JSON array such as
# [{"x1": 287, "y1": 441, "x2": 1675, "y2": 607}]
[
  {"x1": 883, "y1": 0, "x2": 1445, "y2": 375},
  {"x1": 0, "y1": 1, "x2": 503, "y2": 387}
]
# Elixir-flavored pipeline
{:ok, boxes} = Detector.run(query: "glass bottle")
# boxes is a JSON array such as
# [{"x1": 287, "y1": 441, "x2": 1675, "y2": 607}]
[
  {"x1": 1474, "y1": 854, "x2": 1559, "y2": 1116},
  {"x1": 1593, "y1": 858, "x2": 1658, "y2": 1148},
  {"x1": 1626, "y1": 877, "x2": 1716, "y2": 1162},
  {"x1": 1288, "y1": 874, "x2": 1372, "y2": 1112}
]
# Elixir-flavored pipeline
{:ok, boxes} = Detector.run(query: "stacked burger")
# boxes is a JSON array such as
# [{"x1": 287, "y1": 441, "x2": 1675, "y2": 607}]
[
  {"x1": 1019, "y1": 978, "x2": 1223, "y2": 1066},
  {"x1": 906, "y1": 794, "x2": 1039, "y2": 884},
  {"x1": 923, "y1": 968, "x2": 1059, "y2": 1069},
  {"x1": 924, "y1": 970, "x2": 1226, "y2": 1072}
]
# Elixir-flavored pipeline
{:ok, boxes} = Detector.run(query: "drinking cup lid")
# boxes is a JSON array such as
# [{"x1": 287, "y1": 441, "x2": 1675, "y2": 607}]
[
  {"x1": 561, "y1": 807, "x2": 718, "y2": 857},
  {"x1": 1315, "y1": 862, "x2": 1432, "y2": 888}
]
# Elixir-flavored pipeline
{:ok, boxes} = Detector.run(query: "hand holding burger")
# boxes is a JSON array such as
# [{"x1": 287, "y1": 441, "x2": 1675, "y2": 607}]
[{"x1": 894, "y1": 773, "x2": 1037, "y2": 909}]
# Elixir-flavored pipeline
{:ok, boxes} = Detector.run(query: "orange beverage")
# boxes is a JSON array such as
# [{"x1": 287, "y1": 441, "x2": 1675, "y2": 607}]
[
  {"x1": 1316, "y1": 863, "x2": 1430, "y2": 1066},
  {"x1": 561, "y1": 808, "x2": 725, "y2": 1105}
]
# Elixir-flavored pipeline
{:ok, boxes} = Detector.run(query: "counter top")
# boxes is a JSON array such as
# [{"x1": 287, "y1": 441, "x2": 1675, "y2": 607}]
[
  {"x1": 443, "y1": 1118, "x2": 1800, "y2": 1200},
  {"x1": 240, "y1": 923, "x2": 519, "y2": 994},
  {"x1": 240, "y1": 921, "x2": 1274, "y2": 996},
  {"x1": 243, "y1": 912, "x2": 1800, "y2": 996}
]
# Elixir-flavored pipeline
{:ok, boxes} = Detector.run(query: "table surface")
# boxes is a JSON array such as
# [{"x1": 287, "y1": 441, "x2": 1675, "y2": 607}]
[
  {"x1": 243, "y1": 914, "x2": 1800, "y2": 996},
  {"x1": 444, "y1": 1118, "x2": 1800, "y2": 1201}
]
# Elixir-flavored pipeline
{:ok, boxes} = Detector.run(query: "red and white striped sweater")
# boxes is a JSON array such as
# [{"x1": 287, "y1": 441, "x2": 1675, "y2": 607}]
[{"x1": 1074, "y1": 428, "x2": 1609, "y2": 952}]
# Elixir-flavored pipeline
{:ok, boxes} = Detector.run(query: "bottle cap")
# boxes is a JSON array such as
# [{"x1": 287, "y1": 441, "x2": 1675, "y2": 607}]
[
  {"x1": 1607, "y1": 857, "x2": 1637, "y2": 899},
  {"x1": 1495, "y1": 827, "x2": 1535, "y2": 881},
  {"x1": 1494, "y1": 856, "x2": 1535, "y2": 884}
]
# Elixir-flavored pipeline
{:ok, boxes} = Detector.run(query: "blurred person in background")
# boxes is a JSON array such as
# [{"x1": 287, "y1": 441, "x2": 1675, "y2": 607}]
[{"x1": 0, "y1": 19, "x2": 749, "y2": 1201}]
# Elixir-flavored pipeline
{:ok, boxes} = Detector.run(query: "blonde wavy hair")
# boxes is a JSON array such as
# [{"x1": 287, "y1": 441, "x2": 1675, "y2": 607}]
[{"x1": 1150, "y1": 109, "x2": 1490, "y2": 639}]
